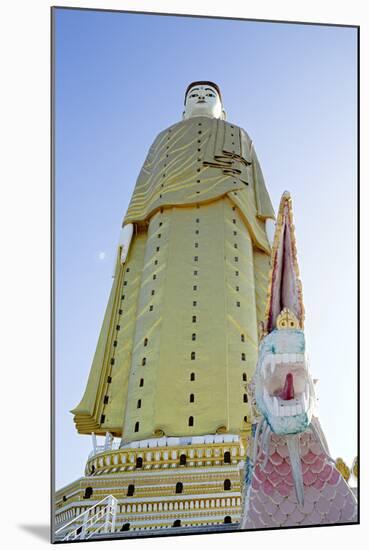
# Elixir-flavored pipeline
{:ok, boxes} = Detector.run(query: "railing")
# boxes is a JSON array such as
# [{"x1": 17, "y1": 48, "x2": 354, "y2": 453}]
[
  {"x1": 55, "y1": 495, "x2": 117, "y2": 541},
  {"x1": 88, "y1": 441, "x2": 121, "y2": 459}
]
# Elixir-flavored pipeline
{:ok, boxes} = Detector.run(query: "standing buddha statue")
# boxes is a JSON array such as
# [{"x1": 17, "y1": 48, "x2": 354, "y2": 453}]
[{"x1": 72, "y1": 81, "x2": 276, "y2": 445}]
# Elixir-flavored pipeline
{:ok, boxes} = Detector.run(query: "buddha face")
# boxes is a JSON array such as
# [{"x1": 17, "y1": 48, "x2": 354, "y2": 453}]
[{"x1": 183, "y1": 85, "x2": 224, "y2": 119}]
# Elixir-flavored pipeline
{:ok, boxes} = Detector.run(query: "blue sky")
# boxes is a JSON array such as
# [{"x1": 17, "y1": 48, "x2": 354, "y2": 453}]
[{"x1": 54, "y1": 8, "x2": 357, "y2": 489}]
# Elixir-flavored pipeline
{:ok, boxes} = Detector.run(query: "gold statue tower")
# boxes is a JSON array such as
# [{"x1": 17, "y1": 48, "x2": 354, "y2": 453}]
[{"x1": 55, "y1": 82, "x2": 276, "y2": 538}]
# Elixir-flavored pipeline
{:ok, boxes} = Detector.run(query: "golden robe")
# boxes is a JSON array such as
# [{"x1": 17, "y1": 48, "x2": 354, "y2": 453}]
[{"x1": 72, "y1": 116, "x2": 275, "y2": 441}]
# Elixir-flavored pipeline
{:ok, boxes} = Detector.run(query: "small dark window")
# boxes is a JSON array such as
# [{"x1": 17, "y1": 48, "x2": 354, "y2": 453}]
[
  {"x1": 153, "y1": 274, "x2": 156, "y2": 280},
  {"x1": 119, "y1": 308, "x2": 123, "y2": 314},
  {"x1": 194, "y1": 270, "x2": 198, "y2": 276},
  {"x1": 113, "y1": 340, "x2": 118, "y2": 347},
  {"x1": 158, "y1": 233, "x2": 161, "y2": 238},
  {"x1": 196, "y1": 218, "x2": 200, "y2": 223},
  {"x1": 232, "y1": 206, "x2": 236, "y2": 211},
  {"x1": 180, "y1": 454, "x2": 187, "y2": 465},
  {"x1": 193, "y1": 301, "x2": 197, "y2": 307},
  {"x1": 236, "y1": 301, "x2": 240, "y2": 307},
  {"x1": 242, "y1": 353, "x2": 246, "y2": 361},
  {"x1": 172, "y1": 520, "x2": 181, "y2": 527},
  {"x1": 241, "y1": 334, "x2": 245, "y2": 342},
  {"x1": 190, "y1": 393, "x2": 195, "y2": 403},
  {"x1": 194, "y1": 256, "x2": 198, "y2": 261},
  {"x1": 192, "y1": 333, "x2": 196, "y2": 341},
  {"x1": 235, "y1": 257, "x2": 239, "y2": 262},
  {"x1": 156, "y1": 247, "x2": 160, "y2": 252},
  {"x1": 195, "y1": 242, "x2": 199, "y2": 248},
  {"x1": 244, "y1": 415, "x2": 248, "y2": 422},
  {"x1": 151, "y1": 289, "x2": 155, "y2": 295},
  {"x1": 107, "y1": 376, "x2": 112, "y2": 383},
  {"x1": 134, "y1": 421, "x2": 139, "y2": 433},
  {"x1": 195, "y1": 229, "x2": 199, "y2": 235},
  {"x1": 121, "y1": 295, "x2": 125, "y2": 301},
  {"x1": 62, "y1": 495, "x2": 67, "y2": 502},
  {"x1": 233, "y1": 219, "x2": 236, "y2": 224},
  {"x1": 154, "y1": 260, "x2": 158, "y2": 265},
  {"x1": 84, "y1": 487, "x2": 93, "y2": 499},
  {"x1": 90, "y1": 465, "x2": 95, "y2": 474},
  {"x1": 193, "y1": 285, "x2": 197, "y2": 291},
  {"x1": 139, "y1": 378, "x2": 144, "y2": 387},
  {"x1": 110, "y1": 358, "x2": 115, "y2": 365},
  {"x1": 136, "y1": 456, "x2": 143, "y2": 468},
  {"x1": 127, "y1": 484, "x2": 135, "y2": 496},
  {"x1": 188, "y1": 416, "x2": 194, "y2": 427},
  {"x1": 233, "y1": 231, "x2": 237, "y2": 236},
  {"x1": 123, "y1": 281, "x2": 127, "y2": 286},
  {"x1": 242, "y1": 372, "x2": 247, "y2": 381},
  {"x1": 190, "y1": 372, "x2": 195, "y2": 381},
  {"x1": 192, "y1": 316, "x2": 197, "y2": 323},
  {"x1": 159, "y1": 222, "x2": 163, "y2": 227},
  {"x1": 224, "y1": 479, "x2": 231, "y2": 490},
  {"x1": 234, "y1": 243, "x2": 238, "y2": 249},
  {"x1": 235, "y1": 271, "x2": 239, "y2": 276},
  {"x1": 137, "y1": 399, "x2": 141, "y2": 409},
  {"x1": 144, "y1": 338, "x2": 148, "y2": 347},
  {"x1": 100, "y1": 414, "x2": 105, "y2": 424},
  {"x1": 126, "y1": 268, "x2": 130, "y2": 272},
  {"x1": 243, "y1": 394, "x2": 248, "y2": 403},
  {"x1": 116, "y1": 324, "x2": 121, "y2": 331},
  {"x1": 224, "y1": 516, "x2": 232, "y2": 524},
  {"x1": 142, "y1": 357, "x2": 146, "y2": 366},
  {"x1": 103, "y1": 395, "x2": 109, "y2": 405},
  {"x1": 175, "y1": 482, "x2": 183, "y2": 494},
  {"x1": 149, "y1": 305, "x2": 154, "y2": 311},
  {"x1": 76, "y1": 527, "x2": 82, "y2": 535},
  {"x1": 224, "y1": 451, "x2": 231, "y2": 464},
  {"x1": 121, "y1": 523, "x2": 130, "y2": 531},
  {"x1": 191, "y1": 352, "x2": 196, "y2": 360}
]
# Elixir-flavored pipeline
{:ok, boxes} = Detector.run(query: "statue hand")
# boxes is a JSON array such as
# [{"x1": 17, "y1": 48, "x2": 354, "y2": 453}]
[{"x1": 118, "y1": 223, "x2": 134, "y2": 264}]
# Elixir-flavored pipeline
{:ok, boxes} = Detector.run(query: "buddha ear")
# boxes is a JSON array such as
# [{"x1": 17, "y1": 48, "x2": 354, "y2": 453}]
[
  {"x1": 221, "y1": 109, "x2": 227, "y2": 121},
  {"x1": 182, "y1": 110, "x2": 186, "y2": 120}
]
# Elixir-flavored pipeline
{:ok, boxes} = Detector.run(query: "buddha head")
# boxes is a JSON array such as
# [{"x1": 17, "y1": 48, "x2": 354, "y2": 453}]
[{"x1": 183, "y1": 81, "x2": 226, "y2": 120}]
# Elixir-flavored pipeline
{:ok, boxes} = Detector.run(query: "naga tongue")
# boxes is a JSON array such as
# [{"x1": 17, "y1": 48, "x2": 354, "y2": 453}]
[{"x1": 279, "y1": 373, "x2": 295, "y2": 400}]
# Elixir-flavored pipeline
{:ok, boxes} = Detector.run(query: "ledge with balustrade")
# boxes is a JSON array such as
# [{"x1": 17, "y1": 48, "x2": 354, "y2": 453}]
[
  {"x1": 85, "y1": 434, "x2": 246, "y2": 476},
  {"x1": 55, "y1": 493, "x2": 242, "y2": 536}
]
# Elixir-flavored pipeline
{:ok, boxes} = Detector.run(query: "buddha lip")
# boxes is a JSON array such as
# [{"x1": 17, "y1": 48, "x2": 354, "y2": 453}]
[{"x1": 197, "y1": 99, "x2": 206, "y2": 103}]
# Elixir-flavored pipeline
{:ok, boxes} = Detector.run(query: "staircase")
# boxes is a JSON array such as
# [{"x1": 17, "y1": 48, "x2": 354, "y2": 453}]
[{"x1": 54, "y1": 495, "x2": 117, "y2": 541}]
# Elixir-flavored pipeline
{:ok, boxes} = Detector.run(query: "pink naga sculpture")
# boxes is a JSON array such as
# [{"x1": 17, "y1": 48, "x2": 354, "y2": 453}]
[{"x1": 240, "y1": 192, "x2": 357, "y2": 529}]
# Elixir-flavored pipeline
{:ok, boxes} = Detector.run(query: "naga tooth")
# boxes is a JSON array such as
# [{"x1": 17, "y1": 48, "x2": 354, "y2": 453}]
[
  {"x1": 272, "y1": 397, "x2": 279, "y2": 416},
  {"x1": 289, "y1": 405, "x2": 297, "y2": 416},
  {"x1": 304, "y1": 386, "x2": 310, "y2": 406},
  {"x1": 263, "y1": 388, "x2": 269, "y2": 405},
  {"x1": 301, "y1": 392, "x2": 307, "y2": 412},
  {"x1": 270, "y1": 355, "x2": 276, "y2": 374}
]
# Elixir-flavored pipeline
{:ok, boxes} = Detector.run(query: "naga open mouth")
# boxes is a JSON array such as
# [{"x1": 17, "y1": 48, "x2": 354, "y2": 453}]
[{"x1": 260, "y1": 353, "x2": 310, "y2": 418}]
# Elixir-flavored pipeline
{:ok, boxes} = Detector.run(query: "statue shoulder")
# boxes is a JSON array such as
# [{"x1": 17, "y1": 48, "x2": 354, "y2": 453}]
[
  {"x1": 147, "y1": 120, "x2": 185, "y2": 149},
  {"x1": 223, "y1": 120, "x2": 253, "y2": 143}
]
